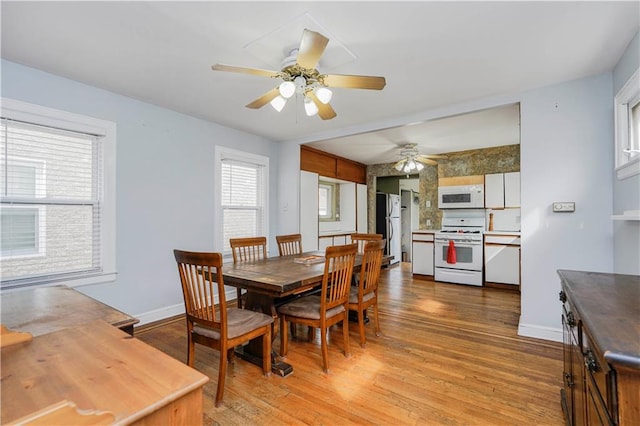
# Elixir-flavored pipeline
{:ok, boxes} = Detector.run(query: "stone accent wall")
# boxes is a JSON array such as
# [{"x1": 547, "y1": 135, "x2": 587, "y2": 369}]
[{"x1": 366, "y1": 144, "x2": 520, "y2": 231}]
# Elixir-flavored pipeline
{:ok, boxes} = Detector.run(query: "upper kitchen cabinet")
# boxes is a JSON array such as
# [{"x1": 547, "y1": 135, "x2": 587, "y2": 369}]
[
  {"x1": 300, "y1": 145, "x2": 366, "y2": 184},
  {"x1": 485, "y1": 172, "x2": 520, "y2": 208}
]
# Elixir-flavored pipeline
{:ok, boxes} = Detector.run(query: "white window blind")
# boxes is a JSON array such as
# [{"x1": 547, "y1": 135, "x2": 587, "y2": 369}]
[
  {"x1": 0, "y1": 118, "x2": 103, "y2": 288},
  {"x1": 220, "y1": 158, "x2": 266, "y2": 254}
]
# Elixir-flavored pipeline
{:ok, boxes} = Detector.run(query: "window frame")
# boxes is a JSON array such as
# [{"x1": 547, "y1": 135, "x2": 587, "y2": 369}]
[
  {"x1": 213, "y1": 146, "x2": 269, "y2": 259},
  {"x1": 318, "y1": 180, "x2": 339, "y2": 221},
  {"x1": 1, "y1": 98, "x2": 116, "y2": 289},
  {"x1": 614, "y1": 68, "x2": 640, "y2": 180}
]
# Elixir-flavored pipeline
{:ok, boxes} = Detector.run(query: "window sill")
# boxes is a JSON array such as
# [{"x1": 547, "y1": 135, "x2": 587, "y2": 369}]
[{"x1": 616, "y1": 157, "x2": 640, "y2": 180}]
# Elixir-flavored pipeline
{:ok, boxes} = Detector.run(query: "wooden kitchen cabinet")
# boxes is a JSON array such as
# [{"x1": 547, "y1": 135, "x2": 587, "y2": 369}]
[
  {"x1": 484, "y1": 233, "x2": 520, "y2": 286},
  {"x1": 412, "y1": 232, "x2": 434, "y2": 278},
  {"x1": 558, "y1": 270, "x2": 640, "y2": 426},
  {"x1": 485, "y1": 172, "x2": 520, "y2": 208}
]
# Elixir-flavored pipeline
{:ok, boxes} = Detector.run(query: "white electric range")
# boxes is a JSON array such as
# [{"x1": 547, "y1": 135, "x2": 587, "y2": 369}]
[{"x1": 434, "y1": 209, "x2": 485, "y2": 286}]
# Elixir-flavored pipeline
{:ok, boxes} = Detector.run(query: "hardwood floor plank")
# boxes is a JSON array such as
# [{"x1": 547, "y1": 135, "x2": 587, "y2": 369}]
[{"x1": 137, "y1": 263, "x2": 564, "y2": 425}]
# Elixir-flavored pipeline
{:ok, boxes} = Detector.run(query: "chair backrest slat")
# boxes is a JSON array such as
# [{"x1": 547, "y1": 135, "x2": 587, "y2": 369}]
[
  {"x1": 322, "y1": 243, "x2": 357, "y2": 311},
  {"x1": 351, "y1": 233, "x2": 383, "y2": 254},
  {"x1": 174, "y1": 250, "x2": 225, "y2": 333},
  {"x1": 230, "y1": 237, "x2": 267, "y2": 263},
  {"x1": 276, "y1": 234, "x2": 303, "y2": 256},
  {"x1": 359, "y1": 240, "x2": 386, "y2": 297}
]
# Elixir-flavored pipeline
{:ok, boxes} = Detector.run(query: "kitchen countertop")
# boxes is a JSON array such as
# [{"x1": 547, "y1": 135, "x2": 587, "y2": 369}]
[
  {"x1": 484, "y1": 230, "x2": 521, "y2": 236},
  {"x1": 412, "y1": 229, "x2": 440, "y2": 234},
  {"x1": 318, "y1": 230, "x2": 356, "y2": 237}
]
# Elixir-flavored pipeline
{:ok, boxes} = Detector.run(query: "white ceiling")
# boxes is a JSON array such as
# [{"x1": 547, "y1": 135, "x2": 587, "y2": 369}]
[{"x1": 1, "y1": 2, "x2": 638, "y2": 164}]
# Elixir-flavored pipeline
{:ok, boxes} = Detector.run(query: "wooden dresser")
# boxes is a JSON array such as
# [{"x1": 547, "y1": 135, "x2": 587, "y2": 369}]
[
  {"x1": 558, "y1": 270, "x2": 640, "y2": 426},
  {"x1": 2, "y1": 320, "x2": 208, "y2": 425}
]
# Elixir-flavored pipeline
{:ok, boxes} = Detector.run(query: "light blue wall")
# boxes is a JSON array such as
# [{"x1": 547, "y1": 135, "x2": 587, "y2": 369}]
[
  {"x1": 612, "y1": 32, "x2": 640, "y2": 275},
  {"x1": 1, "y1": 59, "x2": 280, "y2": 323},
  {"x1": 519, "y1": 74, "x2": 614, "y2": 339}
]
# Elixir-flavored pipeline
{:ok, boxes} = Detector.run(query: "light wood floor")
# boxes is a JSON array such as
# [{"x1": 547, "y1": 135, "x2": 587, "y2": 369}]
[{"x1": 136, "y1": 263, "x2": 564, "y2": 425}]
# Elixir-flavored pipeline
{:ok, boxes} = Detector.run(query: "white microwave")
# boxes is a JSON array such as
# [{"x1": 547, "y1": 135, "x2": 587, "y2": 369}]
[{"x1": 438, "y1": 184, "x2": 484, "y2": 209}]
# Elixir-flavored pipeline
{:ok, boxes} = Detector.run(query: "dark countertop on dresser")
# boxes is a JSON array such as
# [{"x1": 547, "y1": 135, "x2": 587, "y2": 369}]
[{"x1": 557, "y1": 269, "x2": 640, "y2": 370}]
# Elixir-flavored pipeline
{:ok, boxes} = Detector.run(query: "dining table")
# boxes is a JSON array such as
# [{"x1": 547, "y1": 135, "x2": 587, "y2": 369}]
[{"x1": 221, "y1": 251, "x2": 389, "y2": 376}]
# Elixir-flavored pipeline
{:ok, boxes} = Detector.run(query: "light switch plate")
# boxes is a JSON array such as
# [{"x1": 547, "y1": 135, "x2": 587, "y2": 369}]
[{"x1": 553, "y1": 202, "x2": 575, "y2": 212}]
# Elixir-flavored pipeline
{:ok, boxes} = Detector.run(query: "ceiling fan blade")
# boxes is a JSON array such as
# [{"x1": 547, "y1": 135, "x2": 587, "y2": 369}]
[
  {"x1": 393, "y1": 159, "x2": 405, "y2": 169},
  {"x1": 246, "y1": 88, "x2": 280, "y2": 109},
  {"x1": 416, "y1": 157, "x2": 438, "y2": 166},
  {"x1": 307, "y1": 91, "x2": 337, "y2": 120},
  {"x1": 322, "y1": 74, "x2": 386, "y2": 90},
  {"x1": 418, "y1": 154, "x2": 449, "y2": 160},
  {"x1": 212, "y1": 63, "x2": 279, "y2": 79},
  {"x1": 296, "y1": 29, "x2": 329, "y2": 70}
]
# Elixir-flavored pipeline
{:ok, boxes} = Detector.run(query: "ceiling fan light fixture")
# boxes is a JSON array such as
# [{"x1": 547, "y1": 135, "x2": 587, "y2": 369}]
[
  {"x1": 270, "y1": 95, "x2": 287, "y2": 112},
  {"x1": 278, "y1": 81, "x2": 295, "y2": 99},
  {"x1": 304, "y1": 97, "x2": 318, "y2": 116},
  {"x1": 314, "y1": 87, "x2": 332, "y2": 104},
  {"x1": 294, "y1": 76, "x2": 307, "y2": 94},
  {"x1": 416, "y1": 162, "x2": 424, "y2": 171}
]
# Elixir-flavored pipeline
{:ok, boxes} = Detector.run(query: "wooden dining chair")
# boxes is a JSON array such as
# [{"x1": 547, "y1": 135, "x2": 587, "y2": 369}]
[
  {"x1": 348, "y1": 239, "x2": 386, "y2": 348},
  {"x1": 229, "y1": 237, "x2": 267, "y2": 308},
  {"x1": 277, "y1": 243, "x2": 357, "y2": 373},
  {"x1": 276, "y1": 233, "x2": 303, "y2": 256},
  {"x1": 173, "y1": 249, "x2": 273, "y2": 407},
  {"x1": 351, "y1": 233, "x2": 383, "y2": 253}
]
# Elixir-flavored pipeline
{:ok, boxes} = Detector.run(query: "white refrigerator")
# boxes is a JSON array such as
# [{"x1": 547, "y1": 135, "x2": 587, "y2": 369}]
[{"x1": 376, "y1": 193, "x2": 402, "y2": 265}]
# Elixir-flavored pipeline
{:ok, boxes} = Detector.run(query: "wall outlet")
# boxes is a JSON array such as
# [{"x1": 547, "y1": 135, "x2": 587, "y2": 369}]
[
  {"x1": 553, "y1": 202, "x2": 575, "y2": 212},
  {"x1": 425, "y1": 200, "x2": 431, "y2": 208},
  {"x1": 426, "y1": 219, "x2": 432, "y2": 227}
]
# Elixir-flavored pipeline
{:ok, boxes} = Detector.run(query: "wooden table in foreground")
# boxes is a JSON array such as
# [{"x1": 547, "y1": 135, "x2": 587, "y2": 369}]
[
  {"x1": 1, "y1": 319, "x2": 209, "y2": 425},
  {"x1": 222, "y1": 251, "x2": 389, "y2": 376},
  {"x1": 1, "y1": 285, "x2": 139, "y2": 336}
]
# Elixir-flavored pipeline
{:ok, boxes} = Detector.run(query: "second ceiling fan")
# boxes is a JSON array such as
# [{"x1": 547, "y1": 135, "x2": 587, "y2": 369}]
[{"x1": 212, "y1": 29, "x2": 386, "y2": 120}]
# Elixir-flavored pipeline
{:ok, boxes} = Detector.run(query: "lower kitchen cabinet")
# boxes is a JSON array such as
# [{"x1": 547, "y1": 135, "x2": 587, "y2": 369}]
[
  {"x1": 484, "y1": 233, "x2": 520, "y2": 286},
  {"x1": 558, "y1": 270, "x2": 640, "y2": 426},
  {"x1": 412, "y1": 232, "x2": 434, "y2": 278}
]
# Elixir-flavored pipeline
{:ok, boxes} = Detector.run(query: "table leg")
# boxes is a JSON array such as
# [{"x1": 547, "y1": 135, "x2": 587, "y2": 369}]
[{"x1": 234, "y1": 291, "x2": 294, "y2": 377}]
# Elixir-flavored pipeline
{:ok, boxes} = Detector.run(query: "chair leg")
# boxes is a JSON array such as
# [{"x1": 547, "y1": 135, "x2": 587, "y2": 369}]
[
  {"x1": 373, "y1": 300, "x2": 381, "y2": 337},
  {"x1": 236, "y1": 288, "x2": 243, "y2": 309},
  {"x1": 263, "y1": 325, "x2": 272, "y2": 376},
  {"x1": 308, "y1": 326, "x2": 315, "y2": 342},
  {"x1": 343, "y1": 313, "x2": 351, "y2": 359},
  {"x1": 215, "y1": 344, "x2": 228, "y2": 407},
  {"x1": 187, "y1": 333, "x2": 195, "y2": 367},
  {"x1": 279, "y1": 315, "x2": 288, "y2": 357},
  {"x1": 357, "y1": 308, "x2": 366, "y2": 348},
  {"x1": 320, "y1": 326, "x2": 329, "y2": 373}
]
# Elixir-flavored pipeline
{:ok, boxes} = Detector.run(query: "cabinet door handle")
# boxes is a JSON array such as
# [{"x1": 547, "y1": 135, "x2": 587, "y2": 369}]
[
  {"x1": 566, "y1": 311, "x2": 576, "y2": 328},
  {"x1": 559, "y1": 290, "x2": 567, "y2": 303},
  {"x1": 584, "y1": 349, "x2": 597, "y2": 372}
]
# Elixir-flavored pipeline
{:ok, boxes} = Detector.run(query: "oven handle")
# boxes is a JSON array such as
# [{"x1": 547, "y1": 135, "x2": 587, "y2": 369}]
[{"x1": 435, "y1": 238, "x2": 482, "y2": 246}]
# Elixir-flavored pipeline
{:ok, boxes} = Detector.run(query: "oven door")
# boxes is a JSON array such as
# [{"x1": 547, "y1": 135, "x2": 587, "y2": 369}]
[{"x1": 434, "y1": 237, "x2": 483, "y2": 271}]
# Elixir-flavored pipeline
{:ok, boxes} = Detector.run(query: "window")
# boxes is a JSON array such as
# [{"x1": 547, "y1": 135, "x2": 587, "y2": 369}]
[
  {"x1": 214, "y1": 146, "x2": 268, "y2": 256},
  {"x1": 318, "y1": 181, "x2": 339, "y2": 221},
  {"x1": 1, "y1": 98, "x2": 116, "y2": 289},
  {"x1": 614, "y1": 68, "x2": 640, "y2": 179}
]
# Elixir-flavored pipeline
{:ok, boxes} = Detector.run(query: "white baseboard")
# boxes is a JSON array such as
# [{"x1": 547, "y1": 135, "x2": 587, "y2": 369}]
[
  {"x1": 517, "y1": 322, "x2": 563, "y2": 343},
  {"x1": 133, "y1": 289, "x2": 238, "y2": 326}
]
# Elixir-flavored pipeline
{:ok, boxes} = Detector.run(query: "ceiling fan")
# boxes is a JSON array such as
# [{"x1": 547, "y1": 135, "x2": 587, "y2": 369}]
[
  {"x1": 211, "y1": 29, "x2": 386, "y2": 120},
  {"x1": 393, "y1": 144, "x2": 447, "y2": 173}
]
